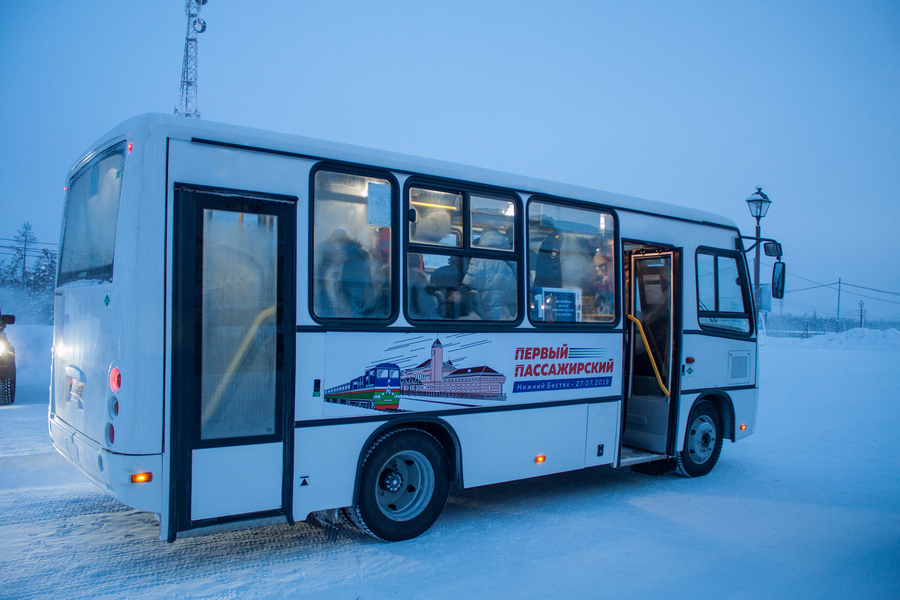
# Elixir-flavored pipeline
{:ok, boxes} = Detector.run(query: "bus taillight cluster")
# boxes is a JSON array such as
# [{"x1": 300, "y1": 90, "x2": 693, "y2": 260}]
[{"x1": 107, "y1": 367, "x2": 121, "y2": 446}]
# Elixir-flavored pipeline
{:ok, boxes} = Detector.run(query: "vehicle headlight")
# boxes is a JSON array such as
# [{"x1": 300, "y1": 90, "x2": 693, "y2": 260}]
[{"x1": 0, "y1": 339, "x2": 8, "y2": 354}]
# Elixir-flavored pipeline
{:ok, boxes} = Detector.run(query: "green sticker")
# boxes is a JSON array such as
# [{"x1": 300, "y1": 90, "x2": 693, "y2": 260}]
[{"x1": 104, "y1": 295, "x2": 110, "y2": 307}]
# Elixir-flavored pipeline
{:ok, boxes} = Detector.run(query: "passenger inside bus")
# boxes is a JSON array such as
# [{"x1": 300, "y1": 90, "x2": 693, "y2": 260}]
[
  {"x1": 315, "y1": 229, "x2": 382, "y2": 318},
  {"x1": 533, "y1": 232, "x2": 562, "y2": 288},
  {"x1": 460, "y1": 226, "x2": 517, "y2": 321},
  {"x1": 591, "y1": 246, "x2": 614, "y2": 317},
  {"x1": 407, "y1": 253, "x2": 440, "y2": 319},
  {"x1": 530, "y1": 226, "x2": 615, "y2": 322},
  {"x1": 429, "y1": 255, "x2": 481, "y2": 320}
]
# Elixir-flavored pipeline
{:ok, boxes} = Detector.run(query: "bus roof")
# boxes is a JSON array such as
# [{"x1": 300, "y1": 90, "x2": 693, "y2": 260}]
[{"x1": 84, "y1": 113, "x2": 738, "y2": 230}]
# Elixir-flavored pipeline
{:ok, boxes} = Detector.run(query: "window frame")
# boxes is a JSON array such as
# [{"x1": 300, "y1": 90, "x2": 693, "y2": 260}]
[
  {"x1": 694, "y1": 246, "x2": 754, "y2": 337},
  {"x1": 308, "y1": 162, "x2": 400, "y2": 327},
  {"x1": 403, "y1": 176, "x2": 523, "y2": 327},
  {"x1": 57, "y1": 140, "x2": 128, "y2": 287},
  {"x1": 525, "y1": 195, "x2": 621, "y2": 331}
]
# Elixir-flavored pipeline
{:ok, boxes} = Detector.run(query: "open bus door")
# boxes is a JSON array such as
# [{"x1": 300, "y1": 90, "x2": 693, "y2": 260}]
[
  {"x1": 623, "y1": 250, "x2": 680, "y2": 457},
  {"x1": 170, "y1": 186, "x2": 296, "y2": 541}
]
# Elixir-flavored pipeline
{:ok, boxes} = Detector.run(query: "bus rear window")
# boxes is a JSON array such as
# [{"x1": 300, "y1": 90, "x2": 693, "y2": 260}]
[{"x1": 58, "y1": 142, "x2": 126, "y2": 286}]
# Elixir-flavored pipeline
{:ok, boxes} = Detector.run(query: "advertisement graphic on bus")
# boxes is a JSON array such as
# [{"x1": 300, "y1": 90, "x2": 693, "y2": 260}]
[{"x1": 317, "y1": 335, "x2": 619, "y2": 415}]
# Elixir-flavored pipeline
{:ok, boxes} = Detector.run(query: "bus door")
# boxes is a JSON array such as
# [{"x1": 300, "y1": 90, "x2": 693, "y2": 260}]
[
  {"x1": 171, "y1": 186, "x2": 296, "y2": 539},
  {"x1": 624, "y1": 251, "x2": 677, "y2": 454}
]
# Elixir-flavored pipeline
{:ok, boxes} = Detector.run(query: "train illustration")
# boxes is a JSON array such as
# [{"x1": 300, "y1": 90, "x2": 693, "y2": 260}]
[{"x1": 323, "y1": 362, "x2": 401, "y2": 411}]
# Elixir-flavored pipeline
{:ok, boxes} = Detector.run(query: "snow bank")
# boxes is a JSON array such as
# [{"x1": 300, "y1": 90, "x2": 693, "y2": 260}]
[{"x1": 762, "y1": 327, "x2": 900, "y2": 352}]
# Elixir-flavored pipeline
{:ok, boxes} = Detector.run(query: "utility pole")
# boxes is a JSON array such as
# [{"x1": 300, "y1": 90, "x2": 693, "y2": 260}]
[
  {"x1": 859, "y1": 301, "x2": 865, "y2": 328},
  {"x1": 175, "y1": 0, "x2": 208, "y2": 118},
  {"x1": 836, "y1": 277, "x2": 842, "y2": 332}
]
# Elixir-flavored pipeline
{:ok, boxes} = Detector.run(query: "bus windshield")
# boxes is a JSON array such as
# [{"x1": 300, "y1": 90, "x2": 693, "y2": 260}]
[{"x1": 58, "y1": 142, "x2": 126, "y2": 286}]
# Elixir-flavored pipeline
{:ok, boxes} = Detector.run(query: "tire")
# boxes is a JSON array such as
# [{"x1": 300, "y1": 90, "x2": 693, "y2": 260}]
[
  {"x1": 0, "y1": 373, "x2": 14, "y2": 406},
  {"x1": 677, "y1": 400, "x2": 723, "y2": 477},
  {"x1": 344, "y1": 428, "x2": 450, "y2": 541}
]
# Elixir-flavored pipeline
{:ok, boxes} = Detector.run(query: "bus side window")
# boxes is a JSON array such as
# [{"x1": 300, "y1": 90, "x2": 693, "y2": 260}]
[
  {"x1": 406, "y1": 186, "x2": 519, "y2": 323},
  {"x1": 527, "y1": 201, "x2": 616, "y2": 324},
  {"x1": 312, "y1": 170, "x2": 394, "y2": 321},
  {"x1": 696, "y1": 249, "x2": 752, "y2": 334}
]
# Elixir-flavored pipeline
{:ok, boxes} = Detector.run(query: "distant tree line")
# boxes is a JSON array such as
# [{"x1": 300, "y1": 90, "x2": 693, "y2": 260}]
[
  {"x1": 0, "y1": 222, "x2": 56, "y2": 325},
  {"x1": 764, "y1": 311, "x2": 900, "y2": 336}
]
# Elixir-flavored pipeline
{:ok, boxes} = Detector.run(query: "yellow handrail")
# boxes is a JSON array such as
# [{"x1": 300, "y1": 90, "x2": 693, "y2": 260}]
[{"x1": 627, "y1": 314, "x2": 670, "y2": 398}]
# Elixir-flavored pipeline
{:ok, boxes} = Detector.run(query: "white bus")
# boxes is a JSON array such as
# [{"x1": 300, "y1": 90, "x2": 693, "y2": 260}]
[{"x1": 50, "y1": 114, "x2": 785, "y2": 542}]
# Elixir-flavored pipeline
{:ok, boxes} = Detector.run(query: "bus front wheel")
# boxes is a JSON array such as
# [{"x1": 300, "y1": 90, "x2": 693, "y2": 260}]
[
  {"x1": 344, "y1": 428, "x2": 450, "y2": 541},
  {"x1": 676, "y1": 400, "x2": 723, "y2": 478}
]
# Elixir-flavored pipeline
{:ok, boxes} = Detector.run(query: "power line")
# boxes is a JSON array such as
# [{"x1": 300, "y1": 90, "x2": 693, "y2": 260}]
[
  {"x1": 0, "y1": 237, "x2": 57, "y2": 247},
  {"x1": 831, "y1": 287, "x2": 900, "y2": 306},
  {"x1": 841, "y1": 282, "x2": 900, "y2": 297},
  {"x1": 786, "y1": 283, "x2": 836, "y2": 293},
  {"x1": 0, "y1": 246, "x2": 56, "y2": 256},
  {"x1": 761, "y1": 260, "x2": 900, "y2": 303}
]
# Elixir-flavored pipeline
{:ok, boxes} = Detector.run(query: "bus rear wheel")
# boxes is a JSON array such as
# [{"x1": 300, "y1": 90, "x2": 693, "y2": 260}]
[
  {"x1": 344, "y1": 428, "x2": 449, "y2": 541},
  {"x1": 676, "y1": 400, "x2": 723, "y2": 478}
]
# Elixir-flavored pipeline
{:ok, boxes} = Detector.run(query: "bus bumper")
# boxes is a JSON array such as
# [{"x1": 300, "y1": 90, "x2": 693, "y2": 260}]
[{"x1": 49, "y1": 412, "x2": 163, "y2": 514}]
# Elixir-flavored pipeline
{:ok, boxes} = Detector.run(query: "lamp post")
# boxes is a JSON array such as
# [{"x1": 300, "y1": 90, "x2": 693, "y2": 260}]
[{"x1": 745, "y1": 187, "x2": 772, "y2": 309}]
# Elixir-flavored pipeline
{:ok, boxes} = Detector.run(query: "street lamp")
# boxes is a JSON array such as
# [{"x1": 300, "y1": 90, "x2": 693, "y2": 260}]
[{"x1": 746, "y1": 187, "x2": 772, "y2": 308}]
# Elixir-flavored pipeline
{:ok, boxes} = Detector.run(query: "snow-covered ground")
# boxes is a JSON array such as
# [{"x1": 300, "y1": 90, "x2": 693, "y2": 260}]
[{"x1": 1, "y1": 326, "x2": 898, "y2": 599}]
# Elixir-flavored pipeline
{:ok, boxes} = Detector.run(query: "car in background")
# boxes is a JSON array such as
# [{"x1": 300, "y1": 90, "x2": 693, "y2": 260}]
[{"x1": 0, "y1": 310, "x2": 15, "y2": 405}]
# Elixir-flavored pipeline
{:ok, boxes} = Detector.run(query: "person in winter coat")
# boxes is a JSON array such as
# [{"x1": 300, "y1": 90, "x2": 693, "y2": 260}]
[
  {"x1": 461, "y1": 226, "x2": 516, "y2": 321},
  {"x1": 315, "y1": 230, "x2": 380, "y2": 318},
  {"x1": 533, "y1": 232, "x2": 562, "y2": 289}
]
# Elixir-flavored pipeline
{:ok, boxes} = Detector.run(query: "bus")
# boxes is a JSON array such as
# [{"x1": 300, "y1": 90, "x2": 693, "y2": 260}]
[{"x1": 50, "y1": 113, "x2": 785, "y2": 542}]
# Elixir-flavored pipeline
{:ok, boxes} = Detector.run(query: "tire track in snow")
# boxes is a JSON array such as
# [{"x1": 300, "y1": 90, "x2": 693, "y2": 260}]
[{"x1": 0, "y1": 484, "x2": 376, "y2": 600}]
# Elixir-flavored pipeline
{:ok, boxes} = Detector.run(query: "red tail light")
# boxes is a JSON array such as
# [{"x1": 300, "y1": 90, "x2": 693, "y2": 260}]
[
  {"x1": 106, "y1": 423, "x2": 115, "y2": 445},
  {"x1": 110, "y1": 368, "x2": 121, "y2": 392}
]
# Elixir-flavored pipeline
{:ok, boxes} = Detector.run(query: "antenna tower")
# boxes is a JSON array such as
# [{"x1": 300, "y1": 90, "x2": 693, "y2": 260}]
[{"x1": 175, "y1": 0, "x2": 208, "y2": 118}]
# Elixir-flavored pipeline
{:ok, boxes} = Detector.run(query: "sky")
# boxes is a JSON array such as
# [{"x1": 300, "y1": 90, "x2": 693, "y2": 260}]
[{"x1": 1, "y1": 1, "x2": 898, "y2": 319}]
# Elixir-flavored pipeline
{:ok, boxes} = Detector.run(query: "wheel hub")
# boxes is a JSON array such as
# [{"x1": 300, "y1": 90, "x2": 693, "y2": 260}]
[
  {"x1": 372, "y1": 449, "x2": 436, "y2": 522},
  {"x1": 379, "y1": 469, "x2": 403, "y2": 493},
  {"x1": 688, "y1": 416, "x2": 716, "y2": 464}
]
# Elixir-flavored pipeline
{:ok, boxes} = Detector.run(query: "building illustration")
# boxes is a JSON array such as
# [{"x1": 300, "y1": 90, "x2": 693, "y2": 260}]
[{"x1": 400, "y1": 338, "x2": 506, "y2": 401}]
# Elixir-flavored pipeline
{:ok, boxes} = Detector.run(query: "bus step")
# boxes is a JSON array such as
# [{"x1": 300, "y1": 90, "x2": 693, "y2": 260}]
[
  {"x1": 630, "y1": 457, "x2": 677, "y2": 476},
  {"x1": 618, "y1": 446, "x2": 667, "y2": 468},
  {"x1": 306, "y1": 509, "x2": 340, "y2": 542}
]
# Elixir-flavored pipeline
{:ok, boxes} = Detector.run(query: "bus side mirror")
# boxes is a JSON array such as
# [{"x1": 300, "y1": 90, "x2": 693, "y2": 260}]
[
  {"x1": 0, "y1": 314, "x2": 14, "y2": 326},
  {"x1": 764, "y1": 242, "x2": 783, "y2": 258},
  {"x1": 772, "y1": 262, "x2": 785, "y2": 299}
]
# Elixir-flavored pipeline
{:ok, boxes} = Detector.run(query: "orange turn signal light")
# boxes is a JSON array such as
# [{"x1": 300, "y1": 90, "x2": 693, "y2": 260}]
[
  {"x1": 130, "y1": 472, "x2": 152, "y2": 483},
  {"x1": 534, "y1": 455, "x2": 546, "y2": 464},
  {"x1": 740, "y1": 424, "x2": 747, "y2": 431}
]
